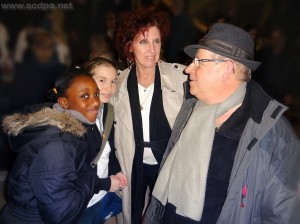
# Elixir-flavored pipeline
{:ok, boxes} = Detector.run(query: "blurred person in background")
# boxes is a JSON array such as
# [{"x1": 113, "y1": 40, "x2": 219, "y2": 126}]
[
  {"x1": 88, "y1": 34, "x2": 126, "y2": 71},
  {"x1": 9, "y1": 29, "x2": 66, "y2": 112},
  {"x1": 253, "y1": 25, "x2": 299, "y2": 103},
  {"x1": 0, "y1": 21, "x2": 14, "y2": 84},
  {"x1": 46, "y1": 10, "x2": 71, "y2": 67},
  {"x1": 163, "y1": 0, "x2": 199, "y2": 64}
]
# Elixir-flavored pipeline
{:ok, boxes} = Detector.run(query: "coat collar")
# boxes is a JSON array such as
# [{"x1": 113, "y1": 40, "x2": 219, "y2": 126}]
[
  {"x1": 183, "y1": 80, "x2": 286, "y2": 141},
  {"x1": 217, "y1": 80, "x2": 273, "y2": 141},
  {"x1": 116, "y1": 61, "x2": 185, "y2": 96}
]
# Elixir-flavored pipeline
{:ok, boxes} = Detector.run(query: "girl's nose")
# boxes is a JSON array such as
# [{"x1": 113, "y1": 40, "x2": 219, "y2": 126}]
[
  {"x1": 106, "y1": 83, "x2": 112, "y2": 92},
  {"x1": 92, "y1": 96, "x2": 100, "y2": 106}
]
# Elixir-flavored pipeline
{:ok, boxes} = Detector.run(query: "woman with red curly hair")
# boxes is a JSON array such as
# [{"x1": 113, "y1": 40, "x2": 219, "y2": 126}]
[{"x1": 112, "y1": 7, "x2": 187, "y2": 224}]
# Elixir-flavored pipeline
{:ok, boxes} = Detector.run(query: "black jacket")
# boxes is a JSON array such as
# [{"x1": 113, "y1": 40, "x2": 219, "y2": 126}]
[{"x1": 0, "y1": 104, "x2": 104, "y2": 224}]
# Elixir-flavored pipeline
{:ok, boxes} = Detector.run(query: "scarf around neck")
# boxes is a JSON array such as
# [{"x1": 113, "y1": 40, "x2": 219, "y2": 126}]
[
  {"x1": 152, "y1": 82, "x2": 247, "y2": 221},
  {"x1": 127, "y1": 65, "x2": 171, "y2": 224},
  {"x1": 53, "y1": 103, "x2": 96, "y2": 125}
]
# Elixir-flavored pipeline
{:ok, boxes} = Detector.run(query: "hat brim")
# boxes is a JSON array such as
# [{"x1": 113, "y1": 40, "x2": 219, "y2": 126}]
[{"x1": 184, "y1": 44, "x2": 261, "y2": 71}]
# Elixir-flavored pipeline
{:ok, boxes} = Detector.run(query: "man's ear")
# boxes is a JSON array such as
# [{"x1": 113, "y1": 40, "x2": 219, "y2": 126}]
[
  {"x1": 58, "y1": 97, "x2": 69, "y2": 109},
  {"x1": 222, "y1": 60, "x2": 234, "y2": 81}
]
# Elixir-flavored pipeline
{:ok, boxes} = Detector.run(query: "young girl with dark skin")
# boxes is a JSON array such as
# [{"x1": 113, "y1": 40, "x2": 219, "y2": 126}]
[{"x1": 0, "y1": 69, "x2": 120, "y2": 223}]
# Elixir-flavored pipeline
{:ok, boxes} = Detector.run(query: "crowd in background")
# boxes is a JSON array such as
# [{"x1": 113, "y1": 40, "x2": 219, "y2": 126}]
[{"x1": 0, "y1": 0, "x2": 299, "y2": 171}]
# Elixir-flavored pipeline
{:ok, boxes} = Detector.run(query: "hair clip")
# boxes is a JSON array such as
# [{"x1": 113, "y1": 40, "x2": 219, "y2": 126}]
[{"x1": 53, "y1": 88, "x2": 58, "y2": 94}]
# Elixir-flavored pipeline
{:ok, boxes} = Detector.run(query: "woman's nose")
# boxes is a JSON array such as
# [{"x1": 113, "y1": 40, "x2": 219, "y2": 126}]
[{"x1": 148, "y1": 43, "x2": 155, "y2": 52}]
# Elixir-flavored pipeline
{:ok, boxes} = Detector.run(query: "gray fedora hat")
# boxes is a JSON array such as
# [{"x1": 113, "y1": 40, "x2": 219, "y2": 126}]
[{"x1": 184, "y1": 23, "x2": 261, "y2": 70}]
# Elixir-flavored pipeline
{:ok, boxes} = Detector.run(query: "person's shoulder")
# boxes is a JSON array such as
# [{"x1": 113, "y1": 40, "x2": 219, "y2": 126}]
[
  {"x1": 115, "y1": 67, "x2": 130, "y2": 90},
  {"x1": 117, "y1": 67, "x2": 130, "y2": 80},
  {"x1": 117, "y1": 67, "x2": 130, "y2": 77},
  {"x1": 158, "y1": 60, "x2": 186, "y2": 71},
  {"x1": 158, "y1": 61, "x2": 188, "y2": 85},
  {"x1": 272, "y1": 117, "x2": 299, "y2": 143}
]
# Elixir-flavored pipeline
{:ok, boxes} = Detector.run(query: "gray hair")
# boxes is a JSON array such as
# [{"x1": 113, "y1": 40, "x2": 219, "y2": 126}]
[{"x1": 211, "y1": 52, "x2": 252, "y2": 81}]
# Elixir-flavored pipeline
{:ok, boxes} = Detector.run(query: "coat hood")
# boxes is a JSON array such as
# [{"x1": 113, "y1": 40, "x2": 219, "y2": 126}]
[{"x1": 2, "y1": 106, "x2": 86, "y2": 152}]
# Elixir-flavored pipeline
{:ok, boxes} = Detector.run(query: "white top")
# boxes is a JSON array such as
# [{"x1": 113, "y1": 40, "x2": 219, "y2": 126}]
[
  {"x1": 138, "y1": 83, "x2": 158, "y2": 165},
  {"x1": 87, "y1": 105, "x2": 111, "y2": 207}
]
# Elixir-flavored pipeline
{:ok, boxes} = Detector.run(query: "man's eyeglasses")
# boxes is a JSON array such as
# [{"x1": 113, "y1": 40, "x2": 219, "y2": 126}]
[{"x1": 193, "y1": 58, "x2": 228, "y2": 67}]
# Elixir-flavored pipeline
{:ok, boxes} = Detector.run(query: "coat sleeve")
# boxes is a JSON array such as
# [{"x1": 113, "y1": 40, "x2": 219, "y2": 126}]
[
  {"x1": 29, "y1": 140, "x2": 101, "y2": 224},
  {"x1": 261, "y1": 121, "x2": 300, "y2": 224}
]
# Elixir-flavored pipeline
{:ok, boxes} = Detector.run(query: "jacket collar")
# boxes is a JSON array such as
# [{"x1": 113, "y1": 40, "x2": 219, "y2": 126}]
[
  {"x1": 217, "y1": 80, "x2": 274, "y2": 140},
  {"x1": 116, "y1": 61, "x2": 183, "y2": 96},
  {"x1": 183, "y1": 80, "x2": 283, "y2": 141}
]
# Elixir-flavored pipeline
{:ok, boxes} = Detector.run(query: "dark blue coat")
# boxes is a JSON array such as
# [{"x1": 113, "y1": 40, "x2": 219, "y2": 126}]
[{"x1": 0, "y1": 104, "x2": 103, "y2": 223}]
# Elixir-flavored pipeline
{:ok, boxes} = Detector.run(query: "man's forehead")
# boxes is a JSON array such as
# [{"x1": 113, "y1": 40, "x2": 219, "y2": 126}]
[{"x1": 195, "y1": 49, "x2": 213, "y2": 57}]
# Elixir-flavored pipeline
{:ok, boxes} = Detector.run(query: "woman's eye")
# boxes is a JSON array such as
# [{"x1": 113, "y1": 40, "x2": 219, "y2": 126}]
[
  {"x1": 95, "y1": 93, "x2": 100, "y2": 97},
  {"x1": 141, "y1": 39, "x2": 147, "y2": 44},
  {"x1": 154, "y1": 39, "x2": 161, "y2": 44},
  {"x1": 112, "y1": 80, "x2": 117, "y2": 84}
]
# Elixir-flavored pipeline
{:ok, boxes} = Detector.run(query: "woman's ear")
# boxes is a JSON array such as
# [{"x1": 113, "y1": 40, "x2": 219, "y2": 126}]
[{"x1": 58, "y1": 97, "x2": 69, "y2": 109}]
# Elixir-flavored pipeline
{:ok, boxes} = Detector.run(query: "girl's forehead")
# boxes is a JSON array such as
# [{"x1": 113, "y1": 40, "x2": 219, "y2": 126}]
[
  {"x1": 71, "y1": 75, "x2": 96, "y2": 87},
  {"x1": 92, "y1": 66, "x2": 117, "y2": 78}
]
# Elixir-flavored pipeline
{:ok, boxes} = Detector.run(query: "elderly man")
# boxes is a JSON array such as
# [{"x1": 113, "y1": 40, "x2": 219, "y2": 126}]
[{"x1": 144, "y1": 23, "x2": 300, "y2": 224}]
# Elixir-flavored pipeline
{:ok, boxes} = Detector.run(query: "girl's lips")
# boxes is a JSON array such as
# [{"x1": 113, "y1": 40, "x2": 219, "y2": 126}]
[
  {"x1": 88, "y1": 109, "x2": 99, "y2": 114},
  {"x1": 101, "y1": 93, "x2": 112, "y2": 100},
  {"x1": 101, "y1": 93, "x2": 112, "y2": 97}
]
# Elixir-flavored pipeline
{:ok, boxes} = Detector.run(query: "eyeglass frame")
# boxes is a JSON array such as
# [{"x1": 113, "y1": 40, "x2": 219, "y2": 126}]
[{"x1": 193, "y1": 57, "x2": 231, "y2": 67}]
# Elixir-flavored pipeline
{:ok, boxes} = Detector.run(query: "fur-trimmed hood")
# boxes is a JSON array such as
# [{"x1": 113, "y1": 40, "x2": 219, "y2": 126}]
[
  {"x1": 2, "y1": 106, "x2": 86, "y2": 137},
  {"x1": 2, "y1": 105, "x2": 87, "y2": 152}
]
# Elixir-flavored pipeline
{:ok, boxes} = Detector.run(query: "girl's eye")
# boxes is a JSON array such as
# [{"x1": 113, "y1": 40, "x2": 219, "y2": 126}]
[
  {"x1": 95, "y1": 93, "x2": 100, "y2": 97},
  {"x1": 81, "y1": 94, "x2": 89, "y2": 99},
  {"x1": 98, "y1": 79, "x2": 105, "y2": 83},
  {"x1": 111, "y1": 80, "x2": 117, "y2": 84}
]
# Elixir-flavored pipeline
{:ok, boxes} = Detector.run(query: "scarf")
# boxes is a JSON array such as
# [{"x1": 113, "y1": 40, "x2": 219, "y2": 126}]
[
  {"x1": 152, "y1": 82, "x2": 247, "y2": 221},
  {"x1": 53, "y1": 103, "x2": 96, "y2": 125},
  {"x1": 127, "y1": 65, "x2": 171, "y2": 224}
]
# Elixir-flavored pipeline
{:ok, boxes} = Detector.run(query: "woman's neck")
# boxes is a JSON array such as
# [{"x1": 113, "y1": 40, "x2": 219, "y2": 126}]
[{"x1": 136, "y1": 66, "x2": 155, "y2": 88}]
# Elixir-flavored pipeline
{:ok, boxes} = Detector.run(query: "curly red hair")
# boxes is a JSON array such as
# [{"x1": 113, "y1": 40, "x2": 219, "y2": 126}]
[{"x1": 115, "y1": 7, "x2": 170, "y2": 65}]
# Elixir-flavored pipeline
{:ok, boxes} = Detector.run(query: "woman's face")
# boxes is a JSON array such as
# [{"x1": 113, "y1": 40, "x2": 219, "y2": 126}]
[
  {"x1": 59, "y1": 75, "x2": 100, "y2": 122},
  {"x1": 92, "y1": 65, "x2": 118, "y2": 103},
  {"x1": 131, "y1": 26, "x2": 161, "y2": 69}
]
